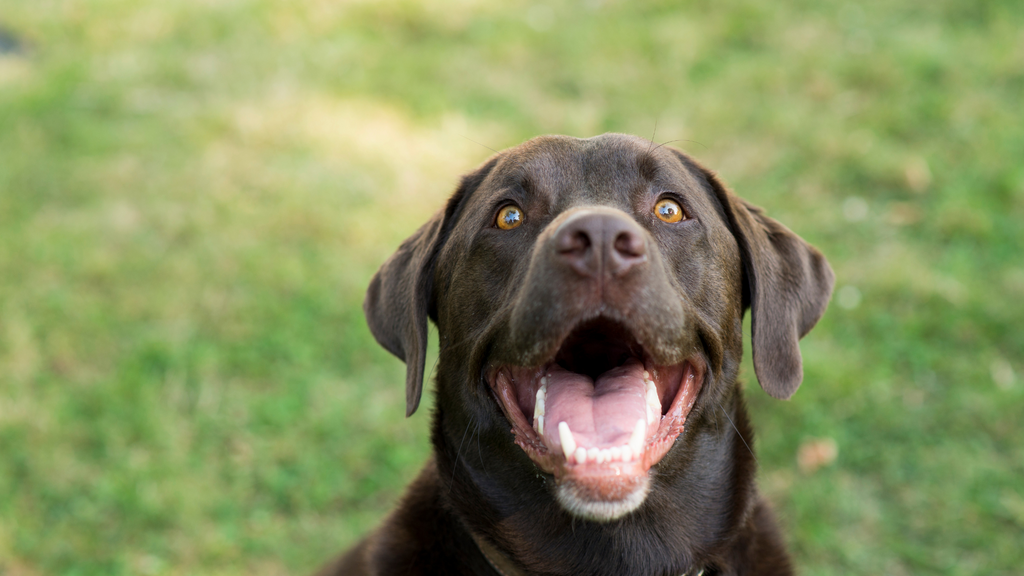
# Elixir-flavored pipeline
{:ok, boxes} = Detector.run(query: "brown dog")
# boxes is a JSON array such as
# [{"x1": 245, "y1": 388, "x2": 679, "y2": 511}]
[{"x1": 317, "y1": 134, "x2": 834, "y2": 576}]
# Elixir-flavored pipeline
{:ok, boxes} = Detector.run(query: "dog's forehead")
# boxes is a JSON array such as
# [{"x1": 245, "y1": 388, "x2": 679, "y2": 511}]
[{"x1": 475, "y1": 133, "x2": 703, "y2": 206}]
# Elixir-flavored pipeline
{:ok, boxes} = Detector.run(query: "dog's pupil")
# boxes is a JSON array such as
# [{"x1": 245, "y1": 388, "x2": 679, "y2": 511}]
[{"x1": 499, "y1": 206, "x2": 522, "y2": 229}]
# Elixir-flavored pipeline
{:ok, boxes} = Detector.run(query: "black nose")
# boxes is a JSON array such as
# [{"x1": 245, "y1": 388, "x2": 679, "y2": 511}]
[{"x1": 555, "y1": 210, "x2": 647, "y2": 278}]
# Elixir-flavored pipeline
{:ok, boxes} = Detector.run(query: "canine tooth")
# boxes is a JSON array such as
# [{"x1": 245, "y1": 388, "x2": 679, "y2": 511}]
[
  {"x1": 646, "y1": 381, "x2": 661, "y2": 425},
  {"x1": 620, "y1": 445, "x2": 633, "y2": 462},
  {"x1": 575, "y1": 446, "x2": 587, "y2": 464},
  {"x1": 558, "y1": 422, "x2": 577, "y2": 460},
  {"x1": 646, "y1": 380, "x2": 660, "y2": 407},
  {"x1": 629, "y1": 419, "x2": 646, "y2": 456}
]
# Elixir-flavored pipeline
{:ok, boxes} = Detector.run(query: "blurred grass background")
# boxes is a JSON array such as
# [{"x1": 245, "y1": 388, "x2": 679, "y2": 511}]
[{"x1": 0, "y1": 0, "x2": 1021, "y2": 574}]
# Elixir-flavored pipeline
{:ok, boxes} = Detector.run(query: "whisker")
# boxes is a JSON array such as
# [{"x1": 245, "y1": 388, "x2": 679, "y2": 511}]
[
  {"x1": 654, "y1": 138, "x2": 707, "y2": 153},
  {"x1": 646, "y1": 117, "x2": 661, "y2": 155},
  {"x1": 459, "y1": 134, "x2": 499, "y2": 154},
  {"x1": 475, "y1": 420, "x2": 487, "y2": 474},
  {"x1": 428, "y1": 330, "x2": 486, "y2": 383},
  {"x1": 717, "y1": 401, "x2": 757, "y2": 464},
  {"x1": 448, "y1": 420, "x2": 474, "y2": 493}
]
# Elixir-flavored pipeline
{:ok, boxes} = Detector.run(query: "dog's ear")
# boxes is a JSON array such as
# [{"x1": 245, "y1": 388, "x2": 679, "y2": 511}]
[
  {"x1": 680, "y1": 153, "x2": 834, "y2": 399},
  {"x1": 364, "y1": 156, "x2": 499, "y2": 416}
]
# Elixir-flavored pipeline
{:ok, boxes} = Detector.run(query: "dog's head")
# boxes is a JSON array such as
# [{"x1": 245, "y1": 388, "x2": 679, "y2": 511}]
[{"x1": 364, "y1": 134, "x2": 833, "y2": 524}]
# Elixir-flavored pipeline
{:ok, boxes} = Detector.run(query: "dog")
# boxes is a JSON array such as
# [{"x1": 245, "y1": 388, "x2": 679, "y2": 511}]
[{"x1": 316, "y1": 134, "x2": 834, "y2": 576}]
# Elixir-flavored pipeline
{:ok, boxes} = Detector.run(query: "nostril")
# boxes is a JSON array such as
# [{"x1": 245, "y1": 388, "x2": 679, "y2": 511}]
[
  {"x1": 558, "y1": 230, "x2": 592, "y2": 256},
  {"x1": 613, "y1": 231, "x2": 645, "y2": 259}
]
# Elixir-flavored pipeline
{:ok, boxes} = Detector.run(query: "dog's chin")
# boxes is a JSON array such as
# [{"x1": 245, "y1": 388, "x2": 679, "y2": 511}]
[
  {"x1": 556, "y1": 477, "x2": 651, "y2": 522},
  {"x1": 487, "y1": 317, "x2": 705, "y2": 522}
]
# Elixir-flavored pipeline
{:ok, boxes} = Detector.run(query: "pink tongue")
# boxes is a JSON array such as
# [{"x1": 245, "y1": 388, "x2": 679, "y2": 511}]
[{"x1": 543, "y1": 358, "x2": 648, "y2": 450}]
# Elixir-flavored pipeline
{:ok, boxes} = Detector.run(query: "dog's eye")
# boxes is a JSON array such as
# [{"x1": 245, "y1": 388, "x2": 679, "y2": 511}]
[
  {"x1": 654, "y1": 199, "x2": 685, "y2": 223},
  {"x1": 497, "y1": 205, "x2": 524, "y2": 230}
]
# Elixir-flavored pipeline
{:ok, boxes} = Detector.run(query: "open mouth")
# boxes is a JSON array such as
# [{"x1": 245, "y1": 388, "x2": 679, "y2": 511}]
[{"x1": 488, "y1": 317, "x2": 704, "y2": 520}]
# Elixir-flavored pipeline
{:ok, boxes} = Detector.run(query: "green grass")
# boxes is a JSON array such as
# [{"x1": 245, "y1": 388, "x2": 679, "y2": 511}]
[{"x1": 0, "y1": 0, "x2": 1021, "y2": 574}]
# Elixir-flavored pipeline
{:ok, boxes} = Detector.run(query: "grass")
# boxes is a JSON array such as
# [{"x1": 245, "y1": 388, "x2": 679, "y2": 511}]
[{"x1": 0, "y1": 0, "x2": 1021, "y2": 574}]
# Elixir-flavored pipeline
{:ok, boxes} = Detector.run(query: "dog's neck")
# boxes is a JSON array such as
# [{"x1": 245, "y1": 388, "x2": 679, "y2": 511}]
[{"x1": 469, "y1": 527, "x2": 712, "y2": 576}]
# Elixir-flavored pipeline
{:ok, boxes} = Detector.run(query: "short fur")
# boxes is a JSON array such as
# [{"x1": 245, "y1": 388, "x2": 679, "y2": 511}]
[{"x1": 317, "y1": 134, "x2": 834, "y2": 576}]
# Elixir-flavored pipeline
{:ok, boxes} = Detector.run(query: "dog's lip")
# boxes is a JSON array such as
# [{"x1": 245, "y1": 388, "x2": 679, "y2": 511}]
[{"x1": 487, "y1": 354, "x2": 705, "y2": 484}]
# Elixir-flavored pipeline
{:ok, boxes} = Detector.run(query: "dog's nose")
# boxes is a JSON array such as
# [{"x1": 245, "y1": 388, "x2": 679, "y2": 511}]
[{"x1": 555, "y1": 211, "x2": 647, "y2": 278}]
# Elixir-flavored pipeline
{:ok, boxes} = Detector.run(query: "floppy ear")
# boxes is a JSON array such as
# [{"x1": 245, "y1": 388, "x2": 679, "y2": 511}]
[
  {"x1": 363, "y1": 157, "x2": 499, "y2": 416},
  {"x1": 691, "y1": 159, "x2": 835, "y2": 399}
]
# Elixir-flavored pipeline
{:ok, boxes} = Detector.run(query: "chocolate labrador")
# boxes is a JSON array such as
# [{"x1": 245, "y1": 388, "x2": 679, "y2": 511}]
[{"x1": 316, "y1": 134, "x2": 834, "y2": 576}]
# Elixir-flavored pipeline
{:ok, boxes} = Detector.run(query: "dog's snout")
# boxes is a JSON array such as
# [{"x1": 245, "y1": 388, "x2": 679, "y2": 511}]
[{"x1": 555, "y1": 211, "x2": 647, "y2": 278}]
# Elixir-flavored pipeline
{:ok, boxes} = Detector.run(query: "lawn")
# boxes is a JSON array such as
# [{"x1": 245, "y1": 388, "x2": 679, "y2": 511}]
[{"x1": 0, "y1": 0, "x2": 1021, "y2": 574}]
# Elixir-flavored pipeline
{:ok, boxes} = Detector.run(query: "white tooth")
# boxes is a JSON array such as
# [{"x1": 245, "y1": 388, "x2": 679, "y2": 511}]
[
  {"x1": 646, "y1": 380, "x2": 660, "y2": 407},
  {"x1": 587, "y1": 447, "x2": 599, "y2": 463},
  {"x1": 575, "y1": 446, "x2": 588, "y2": 464},
  {"x1": 595, "y1": 449, "x2": 606, "y2": 464},
  {"x1": 643, "y1": 370, "x2": 650, "y2": 380},
  {"x1": 558, "y1": 422, "x2": 577, "y2": 460},
  {"x1": 533, "y1": 387, "x2": 546, "y2": 435},
  {"x1": 620, "y1": 445, "x2": 633, "y2": 462},
  {"x1": 540, "y1": 376, "x2": 548, "y2": 387},
  {"x1": 646, "y1": 381, "x2": 661, "y2": 425},
  {"x1": 629, "y1": 419, "x2": 646, "y2": 456},
  {"x1": 610, "y1": 446, "x2": 622, "y2": 461}
]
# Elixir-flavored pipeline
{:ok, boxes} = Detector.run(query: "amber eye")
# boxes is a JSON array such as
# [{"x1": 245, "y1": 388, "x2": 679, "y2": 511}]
[
  {"x1": 654, "y1": 198, "x2": 685, "y2": 223},
  {"x1": 497, "y1": 205, "x2": 524, "y2": 230}
]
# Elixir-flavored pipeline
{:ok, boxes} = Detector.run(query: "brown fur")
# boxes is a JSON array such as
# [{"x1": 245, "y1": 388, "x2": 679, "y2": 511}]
[{"x1": 317, "y1": 134, "x2": 834, "y2": 576}]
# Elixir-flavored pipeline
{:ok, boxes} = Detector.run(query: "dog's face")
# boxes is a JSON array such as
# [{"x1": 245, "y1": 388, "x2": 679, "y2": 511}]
[{"x1": 365, "y1": 134, "x2": 833, "y2": 525}]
